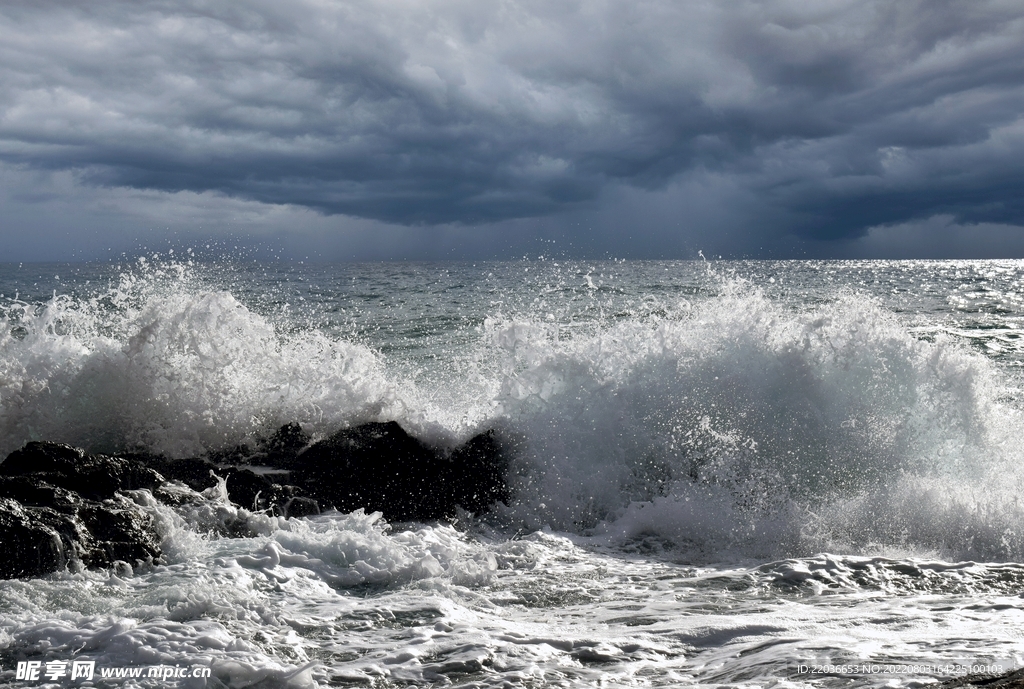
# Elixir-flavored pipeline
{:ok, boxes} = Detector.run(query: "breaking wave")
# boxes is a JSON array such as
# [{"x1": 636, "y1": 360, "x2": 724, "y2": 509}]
[{"x1": 3, "y1": 261, "x2": 1024, "y2": 561}]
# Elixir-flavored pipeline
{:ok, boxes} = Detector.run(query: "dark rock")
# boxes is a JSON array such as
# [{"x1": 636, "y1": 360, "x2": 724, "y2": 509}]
[
  {"x1": 223, "y1": 467, "x2": 295, "y2": 513},
  {"x1": 258, "y1": 422, "x2": 310, "y2": 468},
  {"x1": 1, "y1": 442, "x2": 164, "y2": 500},
  {"x1": 0, "y1": 498, "x2": 73, "y2": 579},
  {"x1": 223, "y1": 467, "x2": 272, "y2": 510},
  {"x1": 152, "y1": 482, "x2": 206, "y2": 506},
  {"x1": 0, "y1": 492, "x2": 160, "y2": 579},
  {"x1": 152, "y1": 457, "x2": 221, "y2": 492},
  {"x1": 149, "y1": 454, "x2": 302, "y2": 515},
  {"x1": 291, "y1": 421, "x2": 447, "y2": 520},
  {"x1": 290, "y1": 421, "x2": 510, "y2": 521},
  {"x1": 0, "y1": 475, "x2": 81, "y2": 510},
  {"x1": 448, "y1": 429, "x2": 512, "y2": 513},
  {"x1": 0, "y1": 441, "x2": 85, "y2": 475},
  {"x1": 0, "y1": 421, "x2": 508, "y2": 578},
  {"x1": 283, "y1": 496, "x2": 320, "y2": 518},
  {"x1": 77, "y1": 497, "x2": 161, "y2": 568},
  {"x1": 0, "y1": 442, "x2": 164, "y2": 579},
  {"x1": 204, "y1": 422, "x2": 308, "y2": 467}
]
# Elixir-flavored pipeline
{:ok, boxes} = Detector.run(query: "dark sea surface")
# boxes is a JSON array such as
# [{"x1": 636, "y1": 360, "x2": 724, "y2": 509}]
[{"x1": 2, "y1": 258, "x2": 1024, "y2": 687}]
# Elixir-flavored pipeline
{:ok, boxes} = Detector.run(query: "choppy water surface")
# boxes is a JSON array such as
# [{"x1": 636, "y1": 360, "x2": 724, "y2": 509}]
[{"x1": 3, "y1": 259, "x2": 1024, "y2": 687}]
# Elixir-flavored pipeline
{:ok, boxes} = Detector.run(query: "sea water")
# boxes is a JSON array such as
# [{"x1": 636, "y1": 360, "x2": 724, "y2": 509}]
[{"x1": 2, "y1": 258, "x2": 1024, "y2": 687}]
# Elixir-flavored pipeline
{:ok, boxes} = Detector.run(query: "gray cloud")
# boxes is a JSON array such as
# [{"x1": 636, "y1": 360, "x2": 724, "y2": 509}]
[{"x1": 1, "y1": 0, "x2": 1023, "y2": 252}]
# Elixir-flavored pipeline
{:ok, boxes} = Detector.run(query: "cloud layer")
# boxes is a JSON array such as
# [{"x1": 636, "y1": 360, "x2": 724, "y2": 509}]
[{"x1": 2, "y1": 0, "x2": 1023, "y2": 253}]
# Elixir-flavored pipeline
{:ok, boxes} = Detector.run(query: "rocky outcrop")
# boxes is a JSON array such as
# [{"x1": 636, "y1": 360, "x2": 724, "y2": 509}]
[
  {"x1": 1, "y1": 442, "x2": 164, "y2": 499},
  {"x1": 222, "y1": 467, "x2": 296, "y2": 513},
  {"x1": 258, "y1": 422, "x2": 310, "y2": 466},
  {"x1": 287, "y1": 421, "x2": 511, "y2": 521},
  {"x1": 150, "y1": 457, "x2": 300, "y2": 514},
  {"x1": 0, "y1": 497, "x2": 76, "y2": 579},
  {"x1": 0, "y1": 443, "x2": 162, "y2": 579},
  {"x1": 0, "y1": 422, "x2": 512, "y2": 579},
  {"x1": 447, "y1": 429, "x2": 512, "y2": 514}
]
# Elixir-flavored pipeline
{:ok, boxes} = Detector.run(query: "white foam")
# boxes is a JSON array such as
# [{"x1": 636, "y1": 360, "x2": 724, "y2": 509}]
[
  {"x1": 237, "y1": 510, "x2": 498, "y2": 589},
  {"x1": 5, "y1": 262, "x2": 1024, "y2": 561},
  {"x1": 0, "y1": 262, "x2": 399, "y2": 457},
  {"x1": 8, "y1": 261, "x2": 1024, "y2": 687},
  {"x1": 484, "y1": 280, "x2": 1024, "y2": 560}
]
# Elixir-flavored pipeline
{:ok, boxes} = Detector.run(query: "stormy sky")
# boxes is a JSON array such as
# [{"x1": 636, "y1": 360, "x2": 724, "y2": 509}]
[{"x1": 2, "y1": 0, "x2": 1024, "y2": 261}]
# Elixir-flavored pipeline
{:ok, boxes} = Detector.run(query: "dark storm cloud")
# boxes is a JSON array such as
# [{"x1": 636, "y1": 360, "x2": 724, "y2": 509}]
[{"x1": 1, "y1": 0, "x2": 1023, "y2": 241}]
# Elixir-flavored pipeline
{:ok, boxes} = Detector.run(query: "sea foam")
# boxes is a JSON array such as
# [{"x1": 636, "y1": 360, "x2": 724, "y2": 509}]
[
  {"x1": 484, "y1": 278, "x2": 1024, "y2": 560},
  {"x1": 3, "y1": 262, "x2": 1024, "y2": 561},
  {"x1": 0, "y1": 263, "x2": 397, "y2": 458}
]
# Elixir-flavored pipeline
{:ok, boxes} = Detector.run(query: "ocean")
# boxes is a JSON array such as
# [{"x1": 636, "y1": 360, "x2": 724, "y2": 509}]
[{"x1": 2, "y1": 257, "x2": 1024, "y2": 687}]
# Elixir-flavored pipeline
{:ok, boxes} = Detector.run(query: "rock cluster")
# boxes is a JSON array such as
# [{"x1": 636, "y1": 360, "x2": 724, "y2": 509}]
[
  {"x1": 279, "y1": 421, "x2": 511, "y2": 521},
  {"x1": 0, "y1": 442, "x2": 163, "y2": 579},
  {"x1": 0, "y1": 422, "x2": 510, "y2": 579}
]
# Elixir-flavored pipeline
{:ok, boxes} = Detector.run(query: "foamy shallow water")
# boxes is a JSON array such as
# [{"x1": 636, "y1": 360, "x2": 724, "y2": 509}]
[
  {"x1": 4, "y1": 516, "x2": 1024, "y2": 687},
  {"x1": 4, "y1": 258, "x2": 1024, "y2": 686}
]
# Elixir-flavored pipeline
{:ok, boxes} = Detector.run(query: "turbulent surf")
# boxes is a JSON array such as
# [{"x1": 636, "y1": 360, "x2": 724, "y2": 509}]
[{"x1": 2, "y1": 259, "x2": 1023, "y2": 687}]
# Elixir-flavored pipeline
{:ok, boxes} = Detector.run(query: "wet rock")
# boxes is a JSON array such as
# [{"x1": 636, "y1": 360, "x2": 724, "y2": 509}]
[
  {"x1": 290, "y1": 421, "x2": 510, "y2": 521},
  {"x1": 0, "y1": 442, "x2": 163, "y2": 579},
  {"x1": 258, "y1": 422, "x2": 310, "y2": 467},
  {"x1": 205, "y1": 423, "x2": 311, "y2": 467},
  {"x1": 448, "y1": 429, "x2": 512, "y2": 513},
  {"x1": 283, "y1": 496, "x2": 320, "y2": 518},
  {"x1": 0, "y1": 498, "x2": 74, "y2": 579},
  {"x1": 152, "y1": 482, "x2": 206, "y2": 506},
  {"x1": 223, "y1": 467, "x2": 296, "y2": 514},
  {"x1": 0, "y1": 475, "x2": 81, "y2": 510},
  {"x1": 223, "y1": 467, "x2": 272, "y2": 510},
  {"x1": 0, "y1": 492, "x2": 161, "y2": 579},
  {"x1": 0, "y1": 422, "x2": 509, "y2": 578},
  {"x1": 291, "y1": 421, "x2": 448, "y2": 520},
  {"x1": 149, "y1": 453, "x2": 301, "y2": 514},
  {"x1": 1, "y1": 441, "x2": 164, "y2": 500},
  {"x1": 77, "y1": 497, "x2": 160, "y2": 567},
  {"x1": 152, "y1": 457, "x2": 221, "y2": 492},
  {"x1": 148, "y1": 459, "x2": 299, "y2": 515}
]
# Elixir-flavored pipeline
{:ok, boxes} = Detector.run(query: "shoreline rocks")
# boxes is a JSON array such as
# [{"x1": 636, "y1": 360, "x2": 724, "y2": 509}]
[
  {"x1": 0, "y1": 443, "x2": 162, "y2": 580},
  {"x1": 0, "y1": 421, "x2": 511, "y2": 579},
  {"x1": 285, "y1": 421, "x2": 511, "y2": 521}
]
